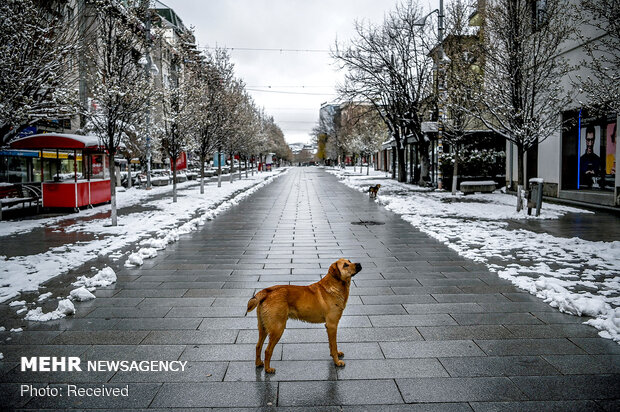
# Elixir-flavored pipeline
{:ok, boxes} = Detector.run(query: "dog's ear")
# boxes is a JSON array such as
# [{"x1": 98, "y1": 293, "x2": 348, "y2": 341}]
[{"x1": 328, "y1": 262, "x2": 341, "y2": 280}]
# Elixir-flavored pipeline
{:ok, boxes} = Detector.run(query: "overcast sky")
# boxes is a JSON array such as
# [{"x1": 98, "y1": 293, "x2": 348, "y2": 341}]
[{"x1": 162, "y1": 0, "x2": 402, "y2": 144}]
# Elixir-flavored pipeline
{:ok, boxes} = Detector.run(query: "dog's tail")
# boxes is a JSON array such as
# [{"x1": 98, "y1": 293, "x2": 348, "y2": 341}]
[{"x1": 245, "y1": 289, "x2": 268, "y2": 315}]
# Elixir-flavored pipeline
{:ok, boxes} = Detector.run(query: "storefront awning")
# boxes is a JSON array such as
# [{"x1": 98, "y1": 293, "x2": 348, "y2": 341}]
[{"x1": 9, "y1": 133, "x2": 104, "y2": 150}]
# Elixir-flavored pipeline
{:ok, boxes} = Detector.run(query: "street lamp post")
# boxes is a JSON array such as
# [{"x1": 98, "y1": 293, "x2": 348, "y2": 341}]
[{"x1": 415, "y1": 0, "x2": 445, "y2": 189}]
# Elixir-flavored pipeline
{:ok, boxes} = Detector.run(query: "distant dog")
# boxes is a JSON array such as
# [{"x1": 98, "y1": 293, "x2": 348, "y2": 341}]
[
  {"x1": 246, "y1": 258, "x2": 362, "y2": 373},
  {"x1": 368, "y1": 184, "x2": 381, "y2": 198}
]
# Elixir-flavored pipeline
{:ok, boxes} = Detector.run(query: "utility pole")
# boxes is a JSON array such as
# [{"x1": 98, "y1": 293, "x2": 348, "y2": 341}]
[
  {"x1": 143, "y1": 2, "x2": 153, "y2": 190},
  {"x1": 437, "y1": 0, "x2": 445, "y2": 190}
]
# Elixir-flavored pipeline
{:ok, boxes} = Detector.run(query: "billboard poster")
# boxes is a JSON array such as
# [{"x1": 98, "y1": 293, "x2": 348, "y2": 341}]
[
  {"x1": 606, "y1": 122, "x2": 616, "y2": 178},
  {"x1": 171, "y1": 151, "x2": 187, "y2": 171},
  {"x1": 579, "y1": 124, "x2": 601, "y2": 189},
  {"x1": 213, "y1": 152, "x2": 226, "y2": 167}
]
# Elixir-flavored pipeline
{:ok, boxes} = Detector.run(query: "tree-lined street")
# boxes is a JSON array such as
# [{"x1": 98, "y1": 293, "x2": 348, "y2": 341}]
[{"x1": 1, "y1": 168, "x2": 619, "y2": 409}]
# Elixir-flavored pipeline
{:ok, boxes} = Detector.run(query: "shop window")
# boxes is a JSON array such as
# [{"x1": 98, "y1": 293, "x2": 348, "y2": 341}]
[{"x1": 578, "y1": 114, "x2": 616, "y2": 191}]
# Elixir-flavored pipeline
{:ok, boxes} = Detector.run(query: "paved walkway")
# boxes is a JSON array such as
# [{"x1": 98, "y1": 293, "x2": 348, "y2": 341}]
[{"x1": 1, "y1": 167, "x2": 619, "y2": 410}]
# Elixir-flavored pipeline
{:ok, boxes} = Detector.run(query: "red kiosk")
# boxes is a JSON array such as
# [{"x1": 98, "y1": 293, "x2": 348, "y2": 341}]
[{"x1": 10, "y1": 133, "x2": 111, "y2": 209}]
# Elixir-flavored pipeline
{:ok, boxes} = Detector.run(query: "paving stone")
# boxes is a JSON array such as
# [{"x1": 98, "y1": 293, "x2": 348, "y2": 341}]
[
  {"x1": 342, "y1": 404, "x2": 473, "y2": 412},
  {"x1": 360, "y1": 295, "x2": 437, "y2": 304},
  {"x1": 403, "y1": 303, "x2": 484, "y2": 314},
  {"x1": 542, "y1": 354, "x2": 620, "y2": 374},
  {"x1": 50, "y1": 330, "x2": 148, "y2": 345},
  {"x1": 138, "y1": 297, "x2": 216, "y2": 307},
  {"x1": 511, "y1": 375, "x2": 620, "y2": 400},
  {"x1": 110, "y1": 361, "x2": 228, "y2": 382},
  {"x1": 451, "y1": 312, "x2": 543, "y2": 325},
  {"x1": 85, "y1": 306, "x2": 172, "y2": 318},
  {"x1": 475, "y1": 339, "x2": 586, "y2": 356},
  {"x1": 439, "y1": 356, "x2": 559, "y2": 377},
  {"x1": 396, "y1": 377, "x2": 527, "y2": 402},
  {"x1": 151, "y1": 382, "x2": 277, "y2": 408},
  {"x1": 337, "y1": 358, "x2": 449, "y2": 379},
  {"x1": 380, "y1": 340, "x2": 485, "y2": 358},
  {"x1": 141, "y1": 329, "x2": 238, "y2": 345},
  {"x1": 418, "y1": 325, "x2": 513, "y2": 340},
  {"x1": 369, "y1": 314, "x2": 457, "y2": 327},
  {"x1": 282, "y1": 342, "x2": 384, "y2": 360},
  {"x1": 224, "y1": 360, "x2": 337, "y2": 381},
  {"x1": 113, "y1": 318, "x2": 201, "y2": 330},
  {"x1": 82, "y1": 345, "x2": 184, "y2": 361},
  {"x1": 432, "y1": 293, "x2": 511, "y2": 303},
  {"x1": 180, "y1": 344, "x2": 282, "y2": 361},
  {"x1": 505, "y1": 324, "x2": 599, "y2": 338},
  {"x1": 278, "y1": 380, "x2": 404, "y2": 406},
  {"x1": 569, "y1": 337, "x2": 620, "y2": 355},
  {"x1": 470, "y1": 400, "x2": 602, "y2": 412}
]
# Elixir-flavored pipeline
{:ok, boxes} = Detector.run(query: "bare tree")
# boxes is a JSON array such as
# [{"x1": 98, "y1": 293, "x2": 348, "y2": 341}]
[
  {"x1": 340, "y1": 104, "x2": 388, "y2": 175},
  {"x1": 0, "y1": 0, "x2": 80, "y2": 143},
  {"x1": 193, "y1": 48, "x2": 233, "y2": 194},
  {"x1": 443, "y1": 0, "x2": 484, "y2": 194},
  {"x1": 333, "y1": 0, "x2": 435, "y2": 183},
  {"x1": 82, "y1": 1, "x2": 151, "y2": 225},
  {"x1": 576, "y1": 0, "x2": 619, "y2": 114},
  {"x1": 472, "y1": 0, "x2": 574, "y2": 210}
]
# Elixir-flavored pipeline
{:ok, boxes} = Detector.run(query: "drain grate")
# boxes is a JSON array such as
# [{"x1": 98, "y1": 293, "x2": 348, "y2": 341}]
[{"x1": 351, "y1": 220, "x2": 385, "y2": 226}]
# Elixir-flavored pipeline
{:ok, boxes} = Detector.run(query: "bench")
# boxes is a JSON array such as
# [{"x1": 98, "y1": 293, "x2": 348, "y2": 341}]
[
  {"x1": 460, "y1": 180, "x2": 496, "y2": 195},
  {"x1": 0, "y1": 183, "x2": 40, "y2": 220}
]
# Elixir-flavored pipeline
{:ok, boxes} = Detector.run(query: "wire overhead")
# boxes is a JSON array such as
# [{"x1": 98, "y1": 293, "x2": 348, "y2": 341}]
[{"x1": 198, "y1": 46, "x2": 330, "y2": 53}]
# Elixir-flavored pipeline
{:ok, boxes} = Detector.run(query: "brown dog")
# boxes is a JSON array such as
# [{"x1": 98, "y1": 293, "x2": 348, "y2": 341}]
[
  {"x1": 368, "y1": 184, "x2": 381, "y2": 198},
  {"x1": 246, "y1": 258, "x2": 362, "y2": 373}
]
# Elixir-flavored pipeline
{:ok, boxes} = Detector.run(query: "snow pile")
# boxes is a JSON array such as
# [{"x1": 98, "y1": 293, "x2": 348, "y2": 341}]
[
  {"x1": 10, "y1": 328, "x2": 23, "y2": 332},
  {"x1": 69, "y1": 286, "x2": 96, "y2": 302},
  {"x1": 9, "y1": 300, "x2": 25, "y2": 307},
  {"x1": 24, "y1": 299, "x2": 75, "y2": 322},
  {"x1": 124, "y1": 247, "x2": 158, "y2": 268},
  {"x1": 329, "y1": 167, "x2": 620, "y2": 343},
  {"x1": 0, "y1": 327, "x2": 5, "y2": 331},
  {"x1": 0, "y1": 353, "x2": 3, "y2": 360},
  {"x1": 585, "y1": 308, "x2": 620, "y2": 342},
  {"x1": 73, "y1": 267, "x2": 117, "y2": 288},
  {"x1": 37, "y1": 292, "x2": 52, "y2": 302}
]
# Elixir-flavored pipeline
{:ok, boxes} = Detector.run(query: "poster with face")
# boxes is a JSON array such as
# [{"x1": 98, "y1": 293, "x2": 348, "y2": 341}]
[
  {"x1": 579, "y1": 124, "x2": 601, "y2": 188},
  {"x1": 606, "y1": 122, "x2": 616, "y2": 177}
]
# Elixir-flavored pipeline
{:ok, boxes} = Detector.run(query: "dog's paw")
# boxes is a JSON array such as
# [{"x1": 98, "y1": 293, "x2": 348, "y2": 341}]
[
  {"x1": 255, "y1": 360, "x2": 264, "y2": 368},
  {"x1": 335, "y1": 360, "x2": 346, "y2": 367},
  {"x1": 337, "y1": 351, "x2": 344, "y2": 358},
  {"x1": 265, "y1": 367, "x2": 276, "y2": 373}
]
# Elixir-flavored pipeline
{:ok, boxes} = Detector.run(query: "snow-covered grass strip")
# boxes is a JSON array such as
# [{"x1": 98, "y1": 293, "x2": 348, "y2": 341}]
[
  {"x1": 329, "y1": 167, "x2": 620, "y2": 342},
  {"x1": 0, "y1": 169, "x2": 287, "y2": 303}
]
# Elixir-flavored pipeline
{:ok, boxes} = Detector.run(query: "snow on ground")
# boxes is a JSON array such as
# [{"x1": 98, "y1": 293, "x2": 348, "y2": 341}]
[
  {"x1": 329, "y1": 167, "x2": 620, "y2": 342},
  {"x1": 0, "y1": 169, "x2": 287, "y2": 304}
]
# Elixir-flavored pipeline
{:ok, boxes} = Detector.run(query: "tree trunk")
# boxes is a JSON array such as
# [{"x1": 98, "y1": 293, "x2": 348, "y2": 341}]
[
  {"x1": 126, "y1": 159, "x2": 132, "y2": 189},
  {"x1": 109, "y1": 153, "x2": 117, "y2": 226},
  {"x1": 229, "y1": 152, "x2": 234, "y2": 183},
  {"x1": 238, "y1": 153, "x2": 242, "y2": 180},
  {"x1": 397, "y1": 146, "x2": 406, "y2": 183},
  {"x1": 217, "y1": 148, "x2": 222, "y2": 187},
  {"x1": 245, "y1": 156, "x2": 248, "y2": 178},
  {"x1": 451, "y1": 148, "x2": 459, "y2": 195},
  {"x1": 516, "y1": 144, "x2": 525, "y2": 212},
  {"x1": 251, "y1": 156, "x2": 254, "y2": 176},
  {"x1": 200, "y1": 154, "x2": 205, "y2": 194},
  {"x1": 367, "y1": 154, "x2": 370, "y2": 175},
  {"x1": 418, "y1": 142, "x2": 430, "y2": 186},
  {"x1": 172, "y1": 157, "x2": 177, "y2": 203},
  {"x1": 391, "y1": 147, "x2": 396, "y2": 179}
]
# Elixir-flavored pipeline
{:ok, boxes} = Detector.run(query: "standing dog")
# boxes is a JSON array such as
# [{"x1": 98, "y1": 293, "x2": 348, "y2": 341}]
[
  {"x1": 368, "y1": 184, "x2": 381, "y2": 198},
  {"x1": 246, "y1": 258, "x2": 362, "y2": 373}
]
